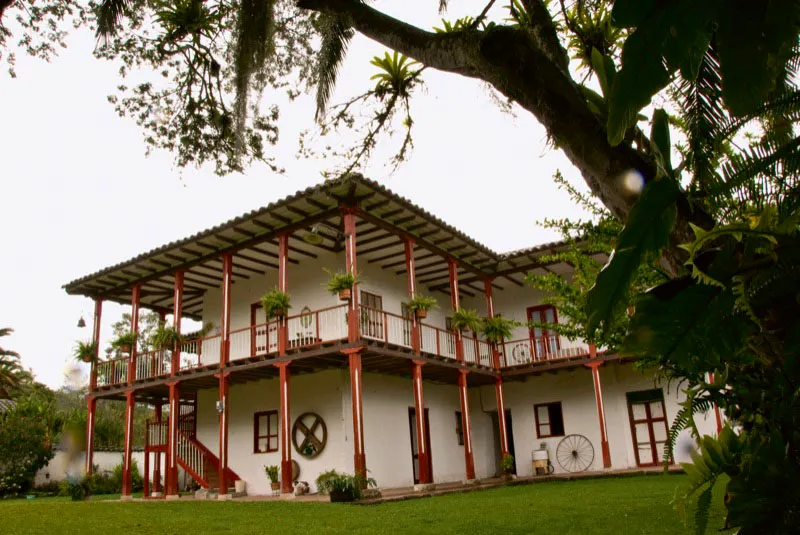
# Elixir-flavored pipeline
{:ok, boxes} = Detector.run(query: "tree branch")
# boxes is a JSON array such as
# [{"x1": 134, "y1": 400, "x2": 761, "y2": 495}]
[{"x1": 521, "y1": 0, "x2": 570, "y2": 73}]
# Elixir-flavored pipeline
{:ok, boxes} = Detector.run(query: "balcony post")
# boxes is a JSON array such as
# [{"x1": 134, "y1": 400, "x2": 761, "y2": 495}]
[
  {"x1": 342, "y1": 208, "x2": 360, "y2": 342},
  {"x1": 482, "y1": 277, "x2": 501, "y2": 369},
  {"x1": 85, "y1": 396, "x2": 97, "y2": 476},
  {"x1": 121, "y1": 390, "x2": 136, "y2": 500},
  {"x1": 127, "y1": 283, "x2": 141, "y2": 385},
  {"x1": 586, "y1": 344, "x2": 612, "y2": 468},
  {"x1": 343, "y1": 347, "x2": 367, "y2": 478},
  {"x1": 276, "y1": 362, "x2": 293, "y2": 493},
  {"x1": 143, "y1": 431, "x2": 150, "y2": 498},
  {"x1": 412, "y1": 360, "x2": 431, "y2": 485},
  {"x1": 495, "y1": 377, "x2": 510, "y2": 456},
  {"x1": 166, "y1": 381, "x2": 180, "y2": 499},
  {"x1": 89, "y1": 298, "x2": 102, "y2": 392},
  {"x1": 458, "y1": 370, "x2": 476, "y2": 481},
  {"x1": 171, "y1": 270, "x2": 184, "y2": 376},
  {"x1": 278, "y1": 234, "x2": 289, "y2": 355},
  {"x1": 220, "y1": 253, "x2": 233, "y2": 367},
  {"x1": 217, "y1": 372, "x2": 231, "y2": 499},
  {"x1": 448, "y1": 259, "x2": 464, "y2": 362},
  {"x1": 153, "y1": 404, "x2": 163, "y2": 495},
  {"x1": 405, "y1": 238, "x2": 421, "y2": 355}
]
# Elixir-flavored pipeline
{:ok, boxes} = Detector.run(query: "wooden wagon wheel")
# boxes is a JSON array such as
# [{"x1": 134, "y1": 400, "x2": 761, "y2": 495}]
[{"x1": 292, "y1": 412, "x2": 327, "y2": 458}]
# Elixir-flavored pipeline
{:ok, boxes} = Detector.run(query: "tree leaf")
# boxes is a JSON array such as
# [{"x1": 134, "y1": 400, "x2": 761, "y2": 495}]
[
  {"x1": 610, "y1": 0, "x2": 656, "y2": 28},
  {"x1": 585, "y1": 177, "x2": 679, "y2": 337},
  {"x1": 591, "y1": 48, "x2": 616, "y2": 98},
  {"x1": 650, "y1": 108, "x2": 672, "y2": 174}
]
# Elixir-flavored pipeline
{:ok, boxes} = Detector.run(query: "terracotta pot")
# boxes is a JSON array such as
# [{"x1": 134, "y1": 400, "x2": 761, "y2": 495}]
[
  {"x1": 81, "y1": 354, "x2": 93, "y2": 363},
  {"x1": 329, "y1": 489, "x2": 356, "y2": 503},
  {"x1": 119, "y1": 344, "x2": 132, "y2": 354},
  {"x1": 338, "y1": 288, "x2": 352, "y2": 301},
  {"x1": 416, "y1": 309, "x2": 428, "y2": 320},
  {"x1": 271, "y1": 482, "x2": 280, "y2": 492}
]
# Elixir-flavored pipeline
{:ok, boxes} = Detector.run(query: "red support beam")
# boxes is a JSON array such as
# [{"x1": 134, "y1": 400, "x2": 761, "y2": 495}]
[
  {"x1": 405, "y1": 238, "x2": 421, "y2": 355},
  {"x1": 278, "y1": 234, "x2": 289, "y2": 356},
  {"x1": 171, "y1": 271, "x2": 184, "y2": 376},
  {"x1": 344, "y1": 347, "x2": 367, "y2": 478},
  {"x1": 448, "y1": 259, "x2": 464, "y2": 362},
  {"x1": 220, "y1": 254, "x2": 233, "y2": 366},
  {"x1": 586, "y1": 344, "x2": 612, "y2": 468},
  {"x1": 166, "y1": 381, "x2": 180, "y2": 499},
  {"x1": 483, "y1": 277, "x2": 501, "y2": 369},
  {"x1": 89, "y1": 299, "x2": 102, "y2": 392},
  {"x1": 121, "y1": 390, "x2": 136, "y2": 499},
  {"x1": 153, "y1": 404, "x2": 162, "y2": 495},
  {"x1": 143, "y1": 443, "x2": 150, "y2": 498},
  {"x1": 495, "y1": 378, "x2": 510, "y2": 455},
  {"x1": 276, "y1": 362, "x2": 293, "y2": 493},
  {"x1": 458, "y1": 370, "x2": 476, "y2": 481},
  {"x1": 128, "y1": 284, "x2": 141, "y2": 385},
  {"x1": 217, "y1": 372, "x2": 230, "y2": 497},
  {"x1": 85, "y1": 396, "x2": 97, "y2": 476},
  {"x1": 412, "y1": 360, "x2": 431, "y2": 484},
  {"x1": 343, "y1": 209, "x2": 360, "y2": 342}
]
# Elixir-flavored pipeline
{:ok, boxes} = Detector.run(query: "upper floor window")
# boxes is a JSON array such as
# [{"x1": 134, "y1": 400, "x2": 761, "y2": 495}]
[
  {"x1": 254, "y1": 410, "x2": 279, "y2": 453},
  {"x1": 534, "y1": 402, "x2": 565, "y2": 438},
  {"x1": 527, "y1": 305, "x2": 561, "y2": 357},
  {"x1": 361, "y1": 291, "x2": 383, "y2": 310}
]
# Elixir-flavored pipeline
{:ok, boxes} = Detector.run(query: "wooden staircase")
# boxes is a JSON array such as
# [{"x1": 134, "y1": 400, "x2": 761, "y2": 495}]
[{"x1": 176, "y1": 430, "x2": 240, "y2": 489}]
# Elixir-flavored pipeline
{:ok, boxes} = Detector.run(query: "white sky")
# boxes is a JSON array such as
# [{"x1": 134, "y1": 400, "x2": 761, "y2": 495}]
[{"x1": 0, "y1": 2, "x2": 594, "y2": 388}]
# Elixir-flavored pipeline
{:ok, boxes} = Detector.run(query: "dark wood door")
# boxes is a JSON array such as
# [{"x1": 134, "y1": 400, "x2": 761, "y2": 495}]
[
  {"x1": 408, "y1": 407, "x2": 432, "y2": 484},
  {"x1": 627, "y1": 395, "x2": 670, "y2": 467},
  {"x1": 527, "y1": 305, "x2": 560, "y2": 360}
]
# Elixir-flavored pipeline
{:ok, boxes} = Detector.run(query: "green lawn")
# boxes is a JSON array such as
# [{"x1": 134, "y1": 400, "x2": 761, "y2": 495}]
[{"x1": 2, "y1": 475, "x2": 727, "y2": 534}]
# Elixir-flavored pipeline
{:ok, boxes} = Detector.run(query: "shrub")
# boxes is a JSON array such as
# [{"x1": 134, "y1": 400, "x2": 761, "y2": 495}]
[
  {"x1": 0, "y1": 403, "x2": 54, "y2": 496},
  {"x1": 32, "y1": 480, "x2": 61, "y2": 497},
  {"x1": 86, "y1": 472, "x2": 120, "y2": 495},
  {"x1": 315, "y1": 470, "x2": 376, "y2": 502},
  {"x1": 59, "y1": 478, "x2": 90, "y2": 501},
  {"x1": 500, "y1": 453, "x2": 515, "y2": 474},
  {"x1": 111, "y1": 457, "x2": 143, "y2": 492}
]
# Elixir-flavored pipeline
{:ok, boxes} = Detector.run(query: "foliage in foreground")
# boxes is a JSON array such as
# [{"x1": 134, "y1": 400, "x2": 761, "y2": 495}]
[{"x1": 0, "y1": 398, "x2": 54, "y2": 496}]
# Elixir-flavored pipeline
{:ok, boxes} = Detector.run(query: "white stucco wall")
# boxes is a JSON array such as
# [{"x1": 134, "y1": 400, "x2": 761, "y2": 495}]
[{"x1": 35, "y1": 450, "x2": 153, "y2": 486}]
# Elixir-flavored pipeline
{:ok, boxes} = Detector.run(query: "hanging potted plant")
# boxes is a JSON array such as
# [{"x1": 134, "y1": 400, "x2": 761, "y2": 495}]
[
  {"x1": 406, "y1": 294, "x2": 438, "y2": 320},
  {"x1": 265, "y1": 465, "x2": 280, "y2": 492},
  {"x1": 452, "y1": 308, "x2": 480, "y2": 333},
  {"x1": 260, "y1": 288, "x2": 291, "y2": 320},
  {"x1": 73, "y1": 340, "x2": 97, "y2": 363},
  {"x1": 480, "y1": 316, "x2": 521, "y2": 344},
  {"x1": 149, "y1": 324, "x2": 184, "y2": 351},
  {"x1": 111, "y1": 331, "x2": 137, "y2": 355},
  {"x1": 324, "y1": 268, "x2": 359, "y2": 301}
]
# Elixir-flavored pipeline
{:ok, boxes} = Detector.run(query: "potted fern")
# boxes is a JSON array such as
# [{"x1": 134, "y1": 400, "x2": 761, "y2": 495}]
[
  {"x1": 316, "y1": 470, "x2": 377, "y2": 502},
  {"x1": 149, "y1": 324, "x2": 184, "y2": 350},
  {"x1": 264, "y1": 465, "x2": 280, "y2": 492},
  {"x1": 406, "y1": 294, "x2": 438, "y2": 320},
  {"x1": 73, "y1": 340, "x2": 97, "y2": 363},
  {"x1": 260, "y1": 288, "x2": 291, "y2": 320},
  {"x1": 480, "y1": 316, "x2": 521, "y2": 344},
  {"x1": 324, "y1": 268, "x2": 359, "y2": 301},
  {"x1": 452, "y1": 308, "x2": 480, "y2": 332},
  {"x1": 111, "y1": 331, "x2": 137, "y2": 355}
]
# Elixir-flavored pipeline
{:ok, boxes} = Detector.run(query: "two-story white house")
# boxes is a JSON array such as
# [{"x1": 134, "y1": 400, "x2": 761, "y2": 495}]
[{"x1": 65, "y1": 174, "x2": 721, "y2": 499}]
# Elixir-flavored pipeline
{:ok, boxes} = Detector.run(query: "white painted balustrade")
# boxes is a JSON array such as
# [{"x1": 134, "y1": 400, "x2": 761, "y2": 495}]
[
  {"x1": 179, "y1": 335, "x2": 221, "y2": 370},
  {"x1": 177, "y1": 431, "x2": 206, "y2": 481}
]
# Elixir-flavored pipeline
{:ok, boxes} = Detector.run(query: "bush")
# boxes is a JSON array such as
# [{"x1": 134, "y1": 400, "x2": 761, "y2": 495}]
[
  {"x1": 111, "y1": 457, "x2": 143, "y2": 492},
  {"x1": 315, "y1": 470, "x2": 376, "y2": 502},
  {"x1": 32, "y1": 480, "x2": 61, "y2": 497},
  {"x1": 86, "y1": 472, "x2": 119, "y2": 495},
  {"x1": 59, "y1": 478, "x2": 89, "y2": 501},
  {"x1": 0, "y1": 403, "x2": 54, "y2": 496}
]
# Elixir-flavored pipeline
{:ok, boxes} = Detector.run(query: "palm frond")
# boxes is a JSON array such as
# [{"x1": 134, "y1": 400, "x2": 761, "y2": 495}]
[
  {"x1": 314, "y1": 14, "x2": 355, "y2": 121},
  {"x1": 96, "y1": 0, "x2": 132, "y2": 38},
  {"x1": 439, "y1": 0, "x2": 449, "y2": 13},
  {"x1": 232, "y1": 0, "x2": 277, "y2": 149},
  {"x1": 718, "y1": 89, "x2": 800, "y2": 141},
  {"x1": 664, "y1": 393, "x2": 714, "y2": 465}
]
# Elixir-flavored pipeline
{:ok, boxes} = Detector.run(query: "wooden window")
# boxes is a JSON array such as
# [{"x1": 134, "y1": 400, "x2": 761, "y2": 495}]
[
  {"x1": 254, "y1": 410, "x2": 278, "y2": 453},
  {"x1": 534, "y1": 402, "x2": 565, "y2": 438},
  {"x1": 360, "y1": 291, "x2": 384, "y2": 338},
  {"x1": 455, "y1": 411, "x2": 464, "y2": 445},
  {"x1": 527, "y1": 305, "x2": 561, "y2": 359},
  {"x1": 360, "y1": 291, "x2": 383, "y2": 310}
]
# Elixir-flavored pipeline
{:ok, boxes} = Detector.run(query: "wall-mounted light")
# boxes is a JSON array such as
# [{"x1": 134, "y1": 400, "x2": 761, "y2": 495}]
[
  {"x1": 215, "y1": 400, "x2": 225, "y2": 414},
  {"x1": 302, "y1": 222, "x2": 350, "y2": 246},
  {"x1": 77, "y1": 316, "x2": 86, "y2": 328}
]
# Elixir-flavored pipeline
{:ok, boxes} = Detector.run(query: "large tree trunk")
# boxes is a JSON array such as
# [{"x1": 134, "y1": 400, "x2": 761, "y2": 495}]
[{"x1": 297, "y1": 0, "x2": 713, "y2": 271}]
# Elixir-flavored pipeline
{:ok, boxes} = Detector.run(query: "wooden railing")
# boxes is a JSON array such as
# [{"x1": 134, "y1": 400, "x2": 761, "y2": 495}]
[
  {"x1": 463, "y1": 337, "x2": 493, "y2": 367},
  {"x1": 177, "y1": 429, "x2": 208, "y2": 484},
  {"x1": 146, "y1": 420, "x2": 168, "y2": 448},
  {"x1": 135, "y1": 348, "x2": 171, "y2": 381},
  {"x1": 178, "y1": 334, "x2": 221, "y2": 371},
  {"x1": 287, "y1": 304, "x2": 349, "y2": 350},
  {"x1": 95, "y1": 356, "x2": 129, "y2": 387},
  {"x1": 499, "y1": 335, "x2": 590, "y2": 366},
  {"x1": 359, "y1": 305, "x2": 413, "y2": 349},
  {"x1": 420, "y1": 324, "x2": 457, "y2": 360},
  {"x1": 229, "y1": 320, "x2": 279, "y2": 362}
]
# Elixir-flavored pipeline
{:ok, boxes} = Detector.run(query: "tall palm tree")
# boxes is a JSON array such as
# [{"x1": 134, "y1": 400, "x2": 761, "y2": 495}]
[{"x1": 0, "y1": 327, "x2": 23, "y2": 396}]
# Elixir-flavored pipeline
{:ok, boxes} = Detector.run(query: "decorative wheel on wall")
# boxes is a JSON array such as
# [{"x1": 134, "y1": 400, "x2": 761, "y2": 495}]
[
  {"x1": 292, "y1": 412, "x2": 327, "y2": 458},
  {"x1": 555, "y1": 434, "x2": 594, "y2": 472}
]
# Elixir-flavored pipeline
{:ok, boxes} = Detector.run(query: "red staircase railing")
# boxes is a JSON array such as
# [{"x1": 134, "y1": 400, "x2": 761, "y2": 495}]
[{"x1": 176, "y1": 430, "x2": 240, "y2": 489}]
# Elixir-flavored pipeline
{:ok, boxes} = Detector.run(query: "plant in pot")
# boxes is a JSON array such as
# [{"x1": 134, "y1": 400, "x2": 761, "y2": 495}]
[
  {"x1": 111, "y1": 331, "x2": 137, "y2": 355},
  {"x1": 406, "y1": 294, "x2": 438, "y2": 320},
  {"x1": 316, "y1": 470, "x2": 377, "y2": 502},
  {"x1": 480, "y1": 316, "x2": 521, "y2": 344},
  {"x1": 452, "y1": 308, "x2": 480, "y2": 333},
  {"x1": 261, "y1": 288, "x2": 291, "y2": 320},
  {"x1": 149, "y1": 324, "x2": 184, "y2": 351},
  {"x1": 265, "y1": 465, "x2": 280, "y2": 492},
  {"x1": 73, "y1": 340, "x2": 98, "y2": 364},
  {"x1": 500, "y1": 453, "x2": 515, "y2": 481},
  {"x1": 324, "y1": 268, "x2": 359, "y2": 301}
]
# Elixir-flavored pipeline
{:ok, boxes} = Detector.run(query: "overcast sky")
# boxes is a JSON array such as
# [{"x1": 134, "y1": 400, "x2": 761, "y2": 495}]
[{"x1": 0, "y1": 2, "x2": 594, "y2": 389}]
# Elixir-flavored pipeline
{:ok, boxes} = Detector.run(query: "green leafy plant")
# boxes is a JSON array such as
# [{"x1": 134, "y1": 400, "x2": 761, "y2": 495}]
[
  {"x1": 59, "y1": 478, "x2": 90, "y2": 501},
  {"x1": 500, "y1": 453, "x2": 515, "y2": 475},
  {"x1": 452, "y1": 308, "x2": 480, "y2": 332},
  {"x1": 110, "y1": 331, "x2": 137, "y2": 353},
  {"x1": 315, "y1": 471, "x2": 376, "y2": 502},
  {"x1": 264, "y1": 465, "x2": 279, "y2": 485},
  {"x1": 72, "y1": 340, "x2": 97, "y2": 363},
  {"x1": 480, "y1": 316, "x2": 521, "y2": 343},
  {"x1": 260, "y1": 288, "x2": 291, "y2": 320},
  {"x1": 323, "y1": 268, "x2": 359, "y2": 296},
  {"x1": 148, "y1": 324, "x2": 184, "y2": 350},
  {"x1": 0, "y1": 399, "x2": 54, "y2": 496},
  {"x1": 405, "y1": 294, "x2": 438, "y2": 318},
  {"x1": 370, "y1": 51, "x2": 420, "y2": 99},
  {"x1": 111, "y1": 458, "x2": 144, "y2": 493}
]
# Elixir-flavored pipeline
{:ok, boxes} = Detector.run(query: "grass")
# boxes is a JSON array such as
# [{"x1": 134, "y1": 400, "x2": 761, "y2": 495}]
[{"x1": 1, "y1": 475, "x2": 728, "y2": 534}]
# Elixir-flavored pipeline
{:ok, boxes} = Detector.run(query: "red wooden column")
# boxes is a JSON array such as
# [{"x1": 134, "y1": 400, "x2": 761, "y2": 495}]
[
  {"x1": 165, "y1": 381, "x2": 180, "y2": 499},
  {"x1": 343, "y1": 347, "x2": 367, "y2": 477},
  {"x1": 89, "y1": 298, "x2": 103, "y2": 392},
  {"x1": 218, "y1": 253, "x2": 233, "y2": 498},
  {"x1": 586, "y1": 344, "x2": 612, "y2": 468},
  {"x1": 152, "y1": 404, "x2": 163, "y2": 495},
  {"x1": 127, "y1": 284, "x2": 141, "y2": 385},
  {"x1": 121, "y1": 390, "x2": 136, "y2": 499},
  {"x1": 412, "y1": 360, "x2": 432, "y2": 485},
  {"x1": 171, "y1": 270, "x2": 184, "y2": 375},
  {"x1": 343, "y1": 208, "x2": 360, "y2": 342},
  {"x1": 448, "y1": 259, "x2": 464, "y2": 362},
  {"x1": 458, "y1": 370, "x2": 476, "y2": 481},
  {"x1": 278, "y1": 234, "x2": 289, "y2": 355},
  {"x1": 276, "y1": 362, "x2": 293, "y2": 493},
  {"x1": 405, "y1": 237, "x2": 421, "y2": 354},
  {"x1": 85, "y1": 396, "x2": 97, "y2": 476},
  {"x1": 484, "y1": 277, "x2": 509, "y2": 455},
  {"x1": 143, "y1": 436, "x2": 150, "y2": 498}
]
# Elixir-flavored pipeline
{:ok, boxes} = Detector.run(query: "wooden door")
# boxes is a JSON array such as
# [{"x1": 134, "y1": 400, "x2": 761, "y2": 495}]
[
  {"x1": 627, "y1": 390, "x2": 670, "y2": 467},
  {"x1": 250, "y1": 302, "x2": 277, "y2": 357},
  {"x1": 408, "y1": 407, "x2": 432, "y2": 484},
  {"x1": 360, "y1": 291, "x2": 384, "y2": 339},
  {"x1": 527, "y1": 305, "x2": 560, "y2": 360},
  {"x1": 401, "y1": 303, "x2": 413, "y2": 347}
]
